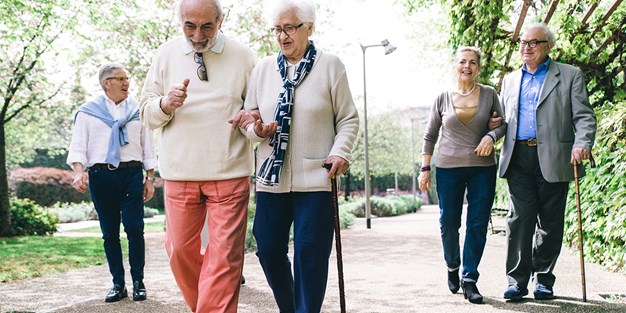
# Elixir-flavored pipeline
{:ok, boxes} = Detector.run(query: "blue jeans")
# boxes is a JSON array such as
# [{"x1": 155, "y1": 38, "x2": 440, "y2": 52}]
[
  {"x1": 253, "y1": 191, "x2": 334, "y2": 313},
  {"x1": 89, "y1": 166, "x2": 145, "y2": 286},
  {"x1": 436, "y1": 165, "x2": 496, "y2": 283}
]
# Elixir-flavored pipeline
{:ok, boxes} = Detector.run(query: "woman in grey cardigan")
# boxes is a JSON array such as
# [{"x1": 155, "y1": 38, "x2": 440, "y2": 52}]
[{"x1": 419, "y1": 46, "x2": 506, "y2": 304}]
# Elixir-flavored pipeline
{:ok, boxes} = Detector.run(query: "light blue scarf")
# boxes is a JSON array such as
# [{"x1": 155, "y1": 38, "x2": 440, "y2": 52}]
[{"x1": 74, "y1": 95, "x2": 140, "y2": 168}]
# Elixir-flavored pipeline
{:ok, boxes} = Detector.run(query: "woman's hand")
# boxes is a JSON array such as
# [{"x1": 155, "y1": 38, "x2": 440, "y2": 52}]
[
  {"x1": 474, "y1": 135, "x2": 494, "y2": 157},
  {"x1": 253, "y1": 120, "x2": 278, "y2": 138},
  {"x1": 418, "y1": 171, "x2": 431, "y2": 191}
]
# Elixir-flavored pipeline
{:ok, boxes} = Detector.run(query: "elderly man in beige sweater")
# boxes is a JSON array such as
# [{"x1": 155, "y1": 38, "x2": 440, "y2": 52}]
[{"x1": 139, "y1": 0, "x2": 256, "y2": 312}]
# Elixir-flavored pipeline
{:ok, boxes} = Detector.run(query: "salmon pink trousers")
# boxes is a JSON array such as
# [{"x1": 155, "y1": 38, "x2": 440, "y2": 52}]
[{"x1": 164, "y1": 177, "x2": 250, "y2": 313}]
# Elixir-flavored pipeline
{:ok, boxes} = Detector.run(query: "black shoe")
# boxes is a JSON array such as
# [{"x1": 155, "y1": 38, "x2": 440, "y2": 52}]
[
  {"x1": 105, "y1": 284, "x2": 127, "y2": 302},
  {"x1": 447, "y1": 269, "x2": 460, "y2": 294},
  {"x1": 462, "y1": 281, "x2": 484, "y2": 304},
  {"x1": 133, "y1": 281, "x2": 147, "y2": 301},
  {"x1": 241, "y1": 275, "x2": 246, "y2": 285}
]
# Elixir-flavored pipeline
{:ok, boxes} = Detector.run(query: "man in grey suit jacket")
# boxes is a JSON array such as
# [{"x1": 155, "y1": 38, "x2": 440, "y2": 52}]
[{"x1": 498, "y1": 23, "x2": 596, "y2": 301}]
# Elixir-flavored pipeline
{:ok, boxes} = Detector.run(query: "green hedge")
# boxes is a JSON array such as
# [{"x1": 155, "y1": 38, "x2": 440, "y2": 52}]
[{"x1": 563, "y1": 101, "x2": 626, "y2": 273}]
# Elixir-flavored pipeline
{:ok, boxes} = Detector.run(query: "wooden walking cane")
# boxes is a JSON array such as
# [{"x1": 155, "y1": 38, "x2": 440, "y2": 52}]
[
  {"x1": 323, "y1": 163, "x2": 346, "y2": 313},
  {"x1": 573, "y1": 155, "x2": 595, "y2": 303}
]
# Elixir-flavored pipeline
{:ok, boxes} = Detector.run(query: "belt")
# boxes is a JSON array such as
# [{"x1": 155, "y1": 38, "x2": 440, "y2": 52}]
[
  {"x1": 91, "y1": 161, "x2": 142, "y2": 170},
  {"x1": 516, "y1": 139, "x2": 537, "y2": 147}
]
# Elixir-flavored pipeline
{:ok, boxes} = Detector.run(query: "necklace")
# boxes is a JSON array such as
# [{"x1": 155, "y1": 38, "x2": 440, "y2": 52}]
[{"x1": 457, "y1": 83, "x2": 476, "y2": 97}]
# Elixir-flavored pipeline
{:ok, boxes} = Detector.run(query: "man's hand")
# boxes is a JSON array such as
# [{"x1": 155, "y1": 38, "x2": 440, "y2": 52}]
[
  {"x1": 160, "y1": 78, "x2": 190, "y2": 114},
  {"x1": 571, "y1": 147, "x2": 591, "y2": 165},
  {"x1": 488, "y1": 111, "x2": 503, "y2": 131},
  {"x1": 72, "y1": 171, "x2": 88, "y2": 193},
  {"x1": 228, "y1": 110, "x2": 260, "y2": 131},
  {"x1": 253, "y1": 120, "x2": 278, "y2": 138},
  {"x1": 143, "y1": 180, "x2": 155, "y2": 202},
  {"x1": 323, "y1": 156, "x2": 350, "y2": 178}
]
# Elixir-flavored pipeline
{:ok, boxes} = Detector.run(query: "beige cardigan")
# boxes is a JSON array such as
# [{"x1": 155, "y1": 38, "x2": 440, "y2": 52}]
[
  {"x1": 140, "y1": 34, "x2": 256, "y2": 181},
  {"x1": 244, "y1": 50, "x2": 359, "y2": 193}
]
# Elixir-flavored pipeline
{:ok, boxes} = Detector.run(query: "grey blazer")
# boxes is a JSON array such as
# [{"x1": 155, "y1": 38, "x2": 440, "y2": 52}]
[{"x1": 498, "y1": 60, "x2": 596, "y2": 182}]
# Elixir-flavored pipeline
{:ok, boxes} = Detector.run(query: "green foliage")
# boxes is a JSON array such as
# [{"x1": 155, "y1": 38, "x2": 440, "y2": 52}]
[
  {"x1": 564, "y1": 100, "x2": 626, "y2": 273},
  {"x1": 10, "y1": 198, "x2": 59, "y2": 236},
  {"x1": 246, "y1": 200, "x2": 257, "y2": 251}
]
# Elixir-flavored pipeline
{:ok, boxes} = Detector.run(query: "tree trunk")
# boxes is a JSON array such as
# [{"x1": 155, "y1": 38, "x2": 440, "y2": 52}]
[{"x1": 0, "y1": 124, "x2": 12, "y2": 236}]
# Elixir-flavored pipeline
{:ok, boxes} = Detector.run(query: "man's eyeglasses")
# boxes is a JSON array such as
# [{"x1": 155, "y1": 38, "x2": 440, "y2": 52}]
[
  {"x1": 194, "y1": 52, "x2": 208, "y2": 81},
  {"x1": 519, "y1": 39, "x2": 549, "y2": 48},
  {"x1": 106, "y1": 77, "x2": 130, "y2": 82},
  {"x1": 270, "y1": 23, "x2": 304, "y2": 36}
]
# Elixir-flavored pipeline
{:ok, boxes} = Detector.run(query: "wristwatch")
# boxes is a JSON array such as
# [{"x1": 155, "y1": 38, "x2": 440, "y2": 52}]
[
  {"x1": 145, "y1": 176, "x2": 155, "y2": 182},
  {"x1": 420, "y1": 165, "x2": 431, "y2": 172}
]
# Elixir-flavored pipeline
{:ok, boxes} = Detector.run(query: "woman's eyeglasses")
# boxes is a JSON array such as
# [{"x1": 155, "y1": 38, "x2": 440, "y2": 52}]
[
  {"x1": 270, "y1": 23, "x2": 304, "y2": 36},
  {"x1": 194, "y1": 52, "x2": 208, "y2": 81},
  {"x1": 106, "y1": 77, "x2": 130, "y2": 82}
]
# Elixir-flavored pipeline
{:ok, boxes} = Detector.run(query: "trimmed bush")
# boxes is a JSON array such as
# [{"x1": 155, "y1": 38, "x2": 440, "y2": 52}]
[
  {"x1": 9, "y1": 167, "x2": 90, "y2": 206},
  {"x1": 48, "y1": 202, "x2": 98, "y2": 223},
  {"x1": 10, "y1": 198, "x2": 59, "y2": 236}
]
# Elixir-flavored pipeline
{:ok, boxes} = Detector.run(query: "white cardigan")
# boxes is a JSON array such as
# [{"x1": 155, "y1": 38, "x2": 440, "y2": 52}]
[{"x1": 244, "y1": 50, "x2": 359, "y2": 193}]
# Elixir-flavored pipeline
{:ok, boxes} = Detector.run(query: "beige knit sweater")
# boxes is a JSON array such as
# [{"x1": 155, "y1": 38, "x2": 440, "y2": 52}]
[
  {"x1": 140, "y1": 34, "x2": 256, "y2": 181},
  {"x1": 244, "y1": 50, "x2": 359, "y2": 193}
]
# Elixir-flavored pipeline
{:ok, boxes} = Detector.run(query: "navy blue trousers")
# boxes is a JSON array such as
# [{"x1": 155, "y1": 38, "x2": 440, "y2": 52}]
[
  {"x1": 89, "y1": 166, "x2": 145, "y2": 286},
  {"x1": 436, "y1": 165, "x2": 496, "y2": 283},
  {"x1": 253, "y1": 191, "x2": 334, "y2": 313}
]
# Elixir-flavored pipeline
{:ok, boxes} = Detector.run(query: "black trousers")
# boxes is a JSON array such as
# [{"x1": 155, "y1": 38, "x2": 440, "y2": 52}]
[{"x1": 504, "y1": 143, "x2": 569, "y2": 289}]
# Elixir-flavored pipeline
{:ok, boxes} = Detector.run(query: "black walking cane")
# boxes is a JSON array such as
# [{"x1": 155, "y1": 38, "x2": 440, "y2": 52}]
[
  {"x1": 573, "y1": 155, "x2": 596, "y2": 303},
  {"x1": 323, "y1": 163, "x2": 346, "y2": 313}
]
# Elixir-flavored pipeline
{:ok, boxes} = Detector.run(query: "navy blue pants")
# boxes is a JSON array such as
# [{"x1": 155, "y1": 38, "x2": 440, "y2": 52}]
[
  {"x1": 89, "y1": 166, "x2": 145, "y2": 286},
  {"x1": 436, "y1": 165, "x2": 496, "y2": 283},
  {"x1": 253, "y1": 191, "x2": 334, "y2": 313}
]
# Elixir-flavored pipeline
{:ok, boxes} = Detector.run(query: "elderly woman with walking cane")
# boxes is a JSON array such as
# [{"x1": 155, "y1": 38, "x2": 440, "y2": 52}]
[{"x1": 233, "y1": 0, "x2": 359, "y2": 311}]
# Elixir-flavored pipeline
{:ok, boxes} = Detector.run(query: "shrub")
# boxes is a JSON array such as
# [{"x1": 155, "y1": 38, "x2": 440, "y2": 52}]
[
  {"x1": 48, "y1": 202, "x2": 98, "y2": 223},
  {"x1": 144, "y1": 206, "x2": 160, "y2": 218},
  {"x1": 10, "y1": 198, "x2": 59, "y2": 236},
  {"x1": 245, "y1": 201, "x2": 257, "y2": 251},
  {"x1": 9, "y1": 167, "x2": 91, "y2": 206},
  {"x1": 144, "y1": 177, "x2": 165, "y2": 210},
  {"x1": 564, "y1": 101, "x2": 626, "y2": 273}
]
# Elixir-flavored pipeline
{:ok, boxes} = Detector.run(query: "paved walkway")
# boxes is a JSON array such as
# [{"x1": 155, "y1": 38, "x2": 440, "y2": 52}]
[{"x1": 1, "y1": 205, "x2": 625, "y2": 313}]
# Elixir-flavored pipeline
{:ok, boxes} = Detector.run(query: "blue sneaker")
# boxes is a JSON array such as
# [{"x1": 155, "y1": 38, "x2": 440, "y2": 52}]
[
  {"x1": 503, "y1": 285, "x2": 528, "y2": 301},
  {"x1": 534, "y1": 283, "x2": 555, "y2": 300}
]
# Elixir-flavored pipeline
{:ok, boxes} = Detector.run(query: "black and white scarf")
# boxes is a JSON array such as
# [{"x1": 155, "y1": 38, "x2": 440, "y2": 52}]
[{"x1": 257, "y1": 41, "x2": 317, "y2": 186}]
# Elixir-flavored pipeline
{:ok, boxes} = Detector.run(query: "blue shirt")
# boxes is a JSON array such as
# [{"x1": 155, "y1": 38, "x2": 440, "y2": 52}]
[{"x1": 517, "y1": 58, "x2": 550, "y2": 140}]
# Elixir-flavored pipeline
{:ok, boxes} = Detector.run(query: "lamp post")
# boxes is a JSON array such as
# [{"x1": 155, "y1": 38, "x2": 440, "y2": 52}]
[
  {"x1": 410, "y1": 117, "x2": 417, "y2": 205},
  {"x1": 360, "y1": 39, "x2": 396, "y2": 229}
]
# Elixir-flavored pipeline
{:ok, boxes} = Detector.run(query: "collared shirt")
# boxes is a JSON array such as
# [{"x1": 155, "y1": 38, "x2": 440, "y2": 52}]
[
  {"x1": 517, "y1": 57, "x2": 550, "y2": 140},
  {"x1": 67, "y1": 96, "x2": 157, "y2": 170}
]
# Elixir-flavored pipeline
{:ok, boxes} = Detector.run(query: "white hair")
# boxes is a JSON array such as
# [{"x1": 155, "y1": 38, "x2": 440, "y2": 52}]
[
  {"x1": 523, "y1": 22, "x2": 556, "y2": 45},
  {"x1": 98, "y1": 63, "x2": 125, "y2": 91},
  {"x1": 176, "y1": 0, "x2": 224, "y2": 23},
  {"x1": 265, "y1": 0, "x2": 316, "y2": 30}
]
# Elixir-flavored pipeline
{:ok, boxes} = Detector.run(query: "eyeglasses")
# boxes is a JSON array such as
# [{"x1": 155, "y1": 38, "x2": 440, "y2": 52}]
[
  {"x1": 519, "y1": 39, "x2": 549, "y2": 48},
  {"x1": 106, "y1": 77, "x2": 130, "y2": 82},
  {"x1": 270, "y1": 23, "x2": 304, "y2": 36},
  {"x1": 194, "y1": 52, "x2": 208, "y2": 81}
]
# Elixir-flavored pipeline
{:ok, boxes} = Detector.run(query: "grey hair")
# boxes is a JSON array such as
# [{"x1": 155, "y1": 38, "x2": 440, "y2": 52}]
[
  {"x1": 98, "y1": 63, "x2": 125, "y2": 91},
  {"x1": 176, "y1": 0, "x2": 224, "y2": 23},
  {"x1": 455, "y1": 46, "x2": 482, "y2": 67},
  {"x1": 266, "y1": 0, "x2": 316, "y2": 30},
  {"x1": 523, "y1": 22, "x2": 556, "y2": 44}
]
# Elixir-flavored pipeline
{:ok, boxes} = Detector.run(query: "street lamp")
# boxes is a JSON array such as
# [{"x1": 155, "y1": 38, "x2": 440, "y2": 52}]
[{"x1": 360, "y1": 39, "x2": 396, "y2": 229}]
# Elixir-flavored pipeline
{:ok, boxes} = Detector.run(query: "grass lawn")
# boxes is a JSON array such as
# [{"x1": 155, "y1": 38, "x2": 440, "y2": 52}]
[
  {"x1": 69, "y1": 220, "x2": 165, "y2": 233},
  {"x1": 0, "y1": 236, "x2": 128, "y2": 282}
]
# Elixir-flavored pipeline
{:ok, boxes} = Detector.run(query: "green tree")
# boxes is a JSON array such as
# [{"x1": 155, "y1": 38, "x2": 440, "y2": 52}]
[{"x1": 0, "y1": 0, "x2": 84, "y2": 236}]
